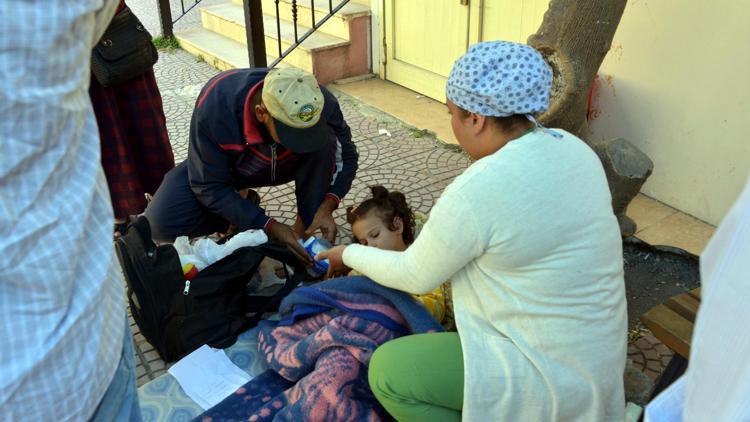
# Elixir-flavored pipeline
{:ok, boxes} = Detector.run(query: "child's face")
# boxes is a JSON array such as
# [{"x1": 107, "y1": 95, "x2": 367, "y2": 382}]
[{"x1": 351, "y1": 212, "x2": 406, "y2": 252}]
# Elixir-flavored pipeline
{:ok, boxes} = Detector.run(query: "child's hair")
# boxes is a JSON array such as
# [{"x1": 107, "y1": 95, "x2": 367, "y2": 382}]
[{"x1": 346, "y1": 185, "x2": 416, "y2": 245}]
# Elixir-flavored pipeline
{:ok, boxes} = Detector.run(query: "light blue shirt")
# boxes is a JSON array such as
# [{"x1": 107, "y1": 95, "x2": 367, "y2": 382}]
[{"x1": 0, "y1": 1, "x2": 126, "y2": 419}]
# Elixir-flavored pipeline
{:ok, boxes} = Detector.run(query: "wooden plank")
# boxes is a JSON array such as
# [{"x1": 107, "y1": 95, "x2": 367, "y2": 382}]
[
  {"x1": 641, "y1": 305, "x2": 694, "y2": 359},
  {"x1": 666, "y1": 293, "x2": 700, "y2": 323},
  {"x1": 688, "y1": 287, "x2": 701, "y2": 300}
]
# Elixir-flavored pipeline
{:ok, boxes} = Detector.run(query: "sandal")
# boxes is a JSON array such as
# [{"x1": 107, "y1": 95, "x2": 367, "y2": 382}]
[
  {"x1": 113, "y1": 215, "x2": 138, "y2": 239},
  {"x1": 113, "y1": 221, "x2": 128, "y2": 238}
]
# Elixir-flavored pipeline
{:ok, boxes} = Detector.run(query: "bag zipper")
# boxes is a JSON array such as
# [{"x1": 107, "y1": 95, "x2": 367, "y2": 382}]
[
  {"x1": 183, "y1": 280, "x2": 191, "y2": 295},
  {"x1": 270, "y1": 143, "x2": 277, "y2": 182}
]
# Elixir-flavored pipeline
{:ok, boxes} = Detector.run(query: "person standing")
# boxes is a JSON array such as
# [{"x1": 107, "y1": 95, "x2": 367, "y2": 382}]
[
  {"x1": 90, "y1": 0, "x2": 175, "y2": 235},
  {"x1": 645, "y1": 176, "x2": 750, "y2": 422},
  {"x1": 0, "y1": 1, "x2": 140, "y2": 419}
]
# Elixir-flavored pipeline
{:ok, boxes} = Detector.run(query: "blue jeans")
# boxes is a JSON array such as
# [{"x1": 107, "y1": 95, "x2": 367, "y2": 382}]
[{"x1": 90, "y1": 317, "x2": 141, "y2": 421}]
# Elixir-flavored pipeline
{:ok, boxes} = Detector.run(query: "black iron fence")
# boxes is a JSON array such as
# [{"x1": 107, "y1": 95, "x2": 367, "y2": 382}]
[
  {"x1": 157, "y1": 0, "x2": 350, "y2": 69},
  {"x1": 157, "y1": 0, "x2": 202, "y2": 39},
  {"x1": 266, "y1": 0, "x2": 351, "y2": 67}
]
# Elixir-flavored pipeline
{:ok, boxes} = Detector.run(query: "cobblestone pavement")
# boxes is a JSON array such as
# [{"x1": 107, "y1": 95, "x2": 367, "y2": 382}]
[
  {"x1": 133, "y1": 45, "x2": 676, "y2": 403},
  {"x1": 629, "y1": 332, "x2": 675, "y2": 382}
]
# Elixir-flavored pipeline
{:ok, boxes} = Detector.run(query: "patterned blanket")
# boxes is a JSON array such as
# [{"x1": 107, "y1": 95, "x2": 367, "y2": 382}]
[{"x1": 197, "y1": 276, "x2": 443, "y2": 421}]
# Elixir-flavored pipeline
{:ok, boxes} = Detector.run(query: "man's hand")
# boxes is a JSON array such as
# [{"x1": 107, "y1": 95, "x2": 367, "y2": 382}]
[
  {"x1": 267, "y1": 222, "x2": 312, "y2": 265},
  {"x1": 316, "y1": 245, "x2": 350, "y2": 278},
  {"x1": 304, "y1": 197, "x2": 338, "y2": 243},
  {"x1": 292, "y1": 215, "x2": 305, "y2": 238}
]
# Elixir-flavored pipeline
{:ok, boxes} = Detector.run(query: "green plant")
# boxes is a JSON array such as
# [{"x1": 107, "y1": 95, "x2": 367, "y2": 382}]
[
  {"x1": 152, "y1": 35, "x2": 180, "y2": 51},
  {"x1": 409, "y1": 128, "x2": 431, "y2": 138},
  {"x1": 196, "y1": 54, "x2": 206, "y2": 63}
]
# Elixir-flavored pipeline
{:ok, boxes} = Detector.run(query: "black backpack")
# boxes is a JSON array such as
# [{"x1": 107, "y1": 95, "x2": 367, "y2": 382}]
[{"x1": 114, "y1": 216, "x2": 308, "y2": 362}]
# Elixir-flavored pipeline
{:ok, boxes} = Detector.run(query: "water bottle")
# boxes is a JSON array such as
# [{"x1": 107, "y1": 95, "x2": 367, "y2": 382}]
[{"x1": 299, "y1": 237, "x2": 332, "y2": 277}]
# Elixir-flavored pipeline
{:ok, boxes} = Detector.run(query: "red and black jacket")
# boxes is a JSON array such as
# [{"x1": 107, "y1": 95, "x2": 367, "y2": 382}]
[{"x1": 186, "y1": 68, "x2": 358, "y2": 231}]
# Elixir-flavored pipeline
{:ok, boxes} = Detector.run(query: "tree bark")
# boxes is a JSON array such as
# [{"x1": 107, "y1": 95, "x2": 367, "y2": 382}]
[{"x1": 528, "y1": 0, "x2": 627, "y2": 140}]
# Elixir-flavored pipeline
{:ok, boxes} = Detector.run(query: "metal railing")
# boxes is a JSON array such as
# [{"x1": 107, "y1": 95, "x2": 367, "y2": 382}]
[
  {"x1": 157, "y1": 0, "x2": 350, "y2": 69},
  {"x1": 157, "y1": 0, "x2": 204, "y2": 38},
  {"x1": 261, "y1": 0, "x2": 351, "y2": 68}
]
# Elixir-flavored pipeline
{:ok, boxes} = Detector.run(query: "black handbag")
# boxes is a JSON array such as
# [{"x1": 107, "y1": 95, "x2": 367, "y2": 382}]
[
  {"x1": 91, "y1": 6, "x2": 158, "y2": 87},
  {"x1": 115, "y1": 216, "x2": 309, "y2": 362}
]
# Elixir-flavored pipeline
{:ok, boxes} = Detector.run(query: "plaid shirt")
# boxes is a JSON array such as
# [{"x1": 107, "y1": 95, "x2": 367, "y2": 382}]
[{"x1": 0, "y1": 1, "x2": 126, "y2": 420}]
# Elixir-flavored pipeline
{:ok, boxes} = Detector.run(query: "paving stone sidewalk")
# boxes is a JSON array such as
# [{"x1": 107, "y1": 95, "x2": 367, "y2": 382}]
[{"x1": 132, "y1": 45, "x2": 674, "y2": 406}]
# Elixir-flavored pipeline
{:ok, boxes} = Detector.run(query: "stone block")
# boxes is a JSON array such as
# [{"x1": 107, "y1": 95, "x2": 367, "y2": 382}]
[
  {"x1": 592, "y1": 138, "x2": 654, "y2": 236},
  {"x1": 624, "y1": 359, "x2": 654, "y2": 405}
]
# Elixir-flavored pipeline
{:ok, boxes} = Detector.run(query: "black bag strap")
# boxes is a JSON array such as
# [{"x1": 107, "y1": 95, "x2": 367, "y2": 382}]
[
  {"x1": 253, "y1": 241, "x2": 309, "y2": 273},
  {"x1": 137, "y1": 216, "x2": 156, "y2": 252}
]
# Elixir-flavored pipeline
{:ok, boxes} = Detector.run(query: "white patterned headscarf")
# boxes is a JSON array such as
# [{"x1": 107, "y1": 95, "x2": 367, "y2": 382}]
[{"x1": 446, "y1": 41, "x2": 560, "y2": 137}]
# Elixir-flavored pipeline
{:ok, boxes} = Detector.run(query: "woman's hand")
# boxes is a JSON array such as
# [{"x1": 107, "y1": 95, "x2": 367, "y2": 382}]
[{"x1": 317, "y1": 245, "x2": 351, "y2": 278}]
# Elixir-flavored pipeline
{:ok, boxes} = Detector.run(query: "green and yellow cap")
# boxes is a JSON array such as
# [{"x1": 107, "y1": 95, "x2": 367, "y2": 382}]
[{"x1": 262, "y1": 68, "x2": 327, "y2": 153}]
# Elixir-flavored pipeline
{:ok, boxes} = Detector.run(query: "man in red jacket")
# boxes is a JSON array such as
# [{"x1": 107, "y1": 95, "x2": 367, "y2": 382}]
[{"x1": 145, "y1": 67, "x2": 358, "y2": 260}]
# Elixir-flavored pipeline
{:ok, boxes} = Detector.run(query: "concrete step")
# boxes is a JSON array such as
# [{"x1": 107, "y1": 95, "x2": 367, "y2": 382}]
[
  {"x1": 203, "y1": 3, "x2": 349, "y2": 50},
  {"x1": 189, "y1": 1, "x2": 369, "y2": 83},
  {"x1": 175, "y1": 27, "x2": 290, "y2": 71},
  {"x1": 201, "y1": 3, "x2": 348, "y2": 73},
  {"x1": 247, "y1": 0, "x2": 370, "y2": 40}
]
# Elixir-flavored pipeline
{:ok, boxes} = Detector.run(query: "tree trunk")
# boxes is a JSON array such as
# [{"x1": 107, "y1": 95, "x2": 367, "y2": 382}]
[{"x1": 528, "y1": 0, "x2": 627, "y2": 140}]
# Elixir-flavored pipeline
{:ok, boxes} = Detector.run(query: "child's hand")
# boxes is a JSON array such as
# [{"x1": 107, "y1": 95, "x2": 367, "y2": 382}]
[{"x1": 316, "y1": 245, "x2": 350, "y2": 278}]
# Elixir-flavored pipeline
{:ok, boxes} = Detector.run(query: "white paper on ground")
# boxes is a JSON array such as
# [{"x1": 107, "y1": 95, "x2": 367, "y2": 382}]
[{"x1": 168, "y1": 344, "x2": 252, "y2": 410}]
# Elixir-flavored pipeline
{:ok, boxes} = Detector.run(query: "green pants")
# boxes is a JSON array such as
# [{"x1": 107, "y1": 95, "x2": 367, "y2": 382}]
[{"x1": 368, "y1": 332, "x2": 464, "y2": 421}]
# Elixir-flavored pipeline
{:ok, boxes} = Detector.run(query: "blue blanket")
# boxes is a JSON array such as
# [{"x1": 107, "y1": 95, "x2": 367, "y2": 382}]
[{"x1": 196, "y1": 276, "x2": 442, "y2": 421}]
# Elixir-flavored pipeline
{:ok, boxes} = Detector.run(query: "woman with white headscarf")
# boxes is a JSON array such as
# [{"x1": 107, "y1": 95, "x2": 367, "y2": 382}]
[{"x1": 320, "y1": 41, "x2": 627, "y2": 421}]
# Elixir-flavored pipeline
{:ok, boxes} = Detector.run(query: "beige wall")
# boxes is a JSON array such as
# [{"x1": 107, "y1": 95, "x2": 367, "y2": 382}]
[
  {"x1": 369, "y1": 0, "x2": 749, "y2": 224},
  {"x1": 589, "y1": 0, "x2": 750, "y2": 225},
  {"x1": 480, "y1": 0, "x2": 547, "y2": 43}
]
